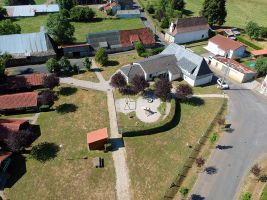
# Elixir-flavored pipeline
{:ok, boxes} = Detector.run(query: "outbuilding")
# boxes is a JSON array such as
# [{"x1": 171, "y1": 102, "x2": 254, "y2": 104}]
[
  {"x1": 116, "y1": 10, "x2": 140, "y2": 18},
  {"x1": 87, "y1": 128, "x2": 108, "y2": 150},
  {"x1": 251, "y1": 49, "x2": 267, "y2": 58},
  {"x1": 62, "y1": 44, "x2": 91, "y2": 58},
  {"x1": 206, "y1": 34, "x2": 246, "y2": 58},
  {"x1": 210, "y1": 57, "x2": 257, "y2": 83}
]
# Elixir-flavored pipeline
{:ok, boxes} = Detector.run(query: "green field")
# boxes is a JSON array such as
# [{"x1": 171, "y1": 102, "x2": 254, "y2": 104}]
[
  {"x1": 121, "y1": 98, "x2": 224, "y2": 199},
  {"x1": 14, "y1": 11, "x2": 144, "y2": 43},
  {"x1": 5, "y1": 86, "x2": 116, "y2": 199},
  {"x1": 140, "y1": 0, "x2": 267, "y2": 28}
]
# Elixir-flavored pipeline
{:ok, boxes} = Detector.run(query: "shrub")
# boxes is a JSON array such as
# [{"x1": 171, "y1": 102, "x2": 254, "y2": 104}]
[
  {"x1": 95, "y1": 48, "x2": 108, "y2": 66},
  {"x1": 240, "y1": 192, "x2": 252, "y2": 200},
  {"x1": 38, "y1": 90, "x2": 56, "y2": 106},
  {"x1": 255, "y1": 56, "x2": 267, "y2": 76},
  {"x1": 39, "y1": 104, "x2": 50, "y2": 112},
  {"x1": 179, "y1": 187, "x2": 189, "y2": 197},
  {"x1": 134, "y1": 41, "x2": 145, "y2": 56},
  {"x1": 175, "y1": 84, "x2": 193, "y2": 102},
  {"x1": 155, "y1": 78, "x2": 172, "y2": 101},
  {"x1": 160, "y1": 17, "x2": 169, "y2": 29},
  {"x1": 195, "y1": 157, "x2": 205, "y2": 168},
  {"x1": 0, "y1": 19, "x2": 21, "y2": 35},
  {"x1": 106, "y1": 8, "x2": 113, "y2": 16},
  {"x1": 236, "y1": 36, "x2": 262, "y2": 50},
  {"x1": 245, "y1": 21, "x2": 262, "y2": 39},
  {"x1": 58, "y1": 56, "x2": 72, "y2": 72},
  {"x1": 83, "y1": 57, "x2": 92, "y2": 71},
  {"x1": 70, "y1": 6, "x2": 95, "y2": 22},
  {"x1": 56, "y1": 0, "x2": 75, "y2": 10},
  {"x1": 46, "y1": 58, "x2": 61, "y2": 73},
  {"x1": 73, "y1": 64, "x2": 79, "y2": 73},
  {"x1": 110, "y1": 72, "x2": 127, "y2": 89},
  {"x1": 147, "y1": 4, "x2": 155, "y2": 14},
  {"x1": 217, "y1": 118, "x2": 225, "y2": 126},
  {"x1": 251, "y1": 164, "x2": 261, "y2": 177},
  {"x1": 210, "y1": 133, "x2": 219, "y2": 144},
  {"x1": 44, "y1": 74, "x2": 59, "y2": 89}
]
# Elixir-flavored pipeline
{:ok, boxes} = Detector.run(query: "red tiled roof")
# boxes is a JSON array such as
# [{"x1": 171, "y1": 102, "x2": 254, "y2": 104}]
[
  {"x1": 251, "y1": 49, "x2": 267, "y2": 56},
  {"x1": 87, "y1": 128, "x2": 108, "y2": 144},
  {"x1": 119, "y1": 28, "x2": 155, "y2": 47},
  {"x1": 0, "y1": 92, "x2": 38, "y2": 110},
  {"x1": 209, "y1": 34, "x2": 245, "y2": 51},
  {"x1": 214, "y1": 56, "x2": 256, "y2": 74},
  {"x1": 0, "y1": 151, "x2": 12, "y2": 164},
  {"x1": 129, "y1": 34, "x2": 140, "y2": 43},
  {"x1": 5, "y1": 73, "x2": 45, "y2": 90},
  {"x1": 0, "y1": 119, "x2": 29, "y2": 132}
]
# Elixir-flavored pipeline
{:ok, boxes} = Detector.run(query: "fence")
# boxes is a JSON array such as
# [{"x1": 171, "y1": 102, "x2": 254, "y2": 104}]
[{"x1": 162, "y1": 98, "x2": 227, "y2": 199}]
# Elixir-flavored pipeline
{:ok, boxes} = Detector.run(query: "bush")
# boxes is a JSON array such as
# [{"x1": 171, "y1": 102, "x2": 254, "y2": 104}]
[
  {"x1": 134, "y1": 41, "x2": 145, "y2": 56},
  {"x1": 83, "y1": 57, "x2": 92, "y2": 71},
  {"x1": 46, "y1": 58, "x2": 60, "y2": 73},
  {"x1": 38, "y1": 90, "x2": 56, "y2": 106},
  {"x1": 251, "y1": 164, "x2": 261, "y2": 177},
  {"x1": 58, "y1": 56, "x2": 72, "y2": 72},
  {"x1": 245, "y1": 21, "x2": 262, "y2": 39},
  {"x1": 131, "y1": 75, "x2": 149, "y2": 93},
  {"x1": 110, "y1": 72, "x2": 127, "y2": 89},
  {"x1": 106, "y1": 8, "x2": 113, "y2": 16},
  {"x1": 95, "y1": 48, "x2": 108, "y2": 66},
  {"x1": 240, "y1": 192, "x2": 252, "y2": 200},
  {"x1": 236, "y1": 36, "x2": 262, "y2": 50},
  {"x1": 39, "y1": 104, "x2": 50, "y2": 112},
  {"x1": 44, "y1": 74, "x2": 59, "y2": 89},
  {"x1": 70, "y1": 6, "x2": 95, "y2": 22},
  {"x1": 0, "y1": 19, "x2": 21, "y2": 35},
  {"x1": 175, "y1": 84, "x2": 193, "y2": 102},
  {"x1": 179, "y1": 187, "x2": 189, "y2": 197},
  {"x1": 160, "y1": 17, "x2": 169, "y2": 29},
  {"x1": 147, "y1": 4, "x2": 155, "y2": 14},
  {"x1": 255, "y1": 56, "x2": 267, "y2": 76},
  {"x1": 151, "y1": 47, "x2": 165, "y2": 55},
  {"x1": 195, "y1": 157, "x2": 205, "y2": 168},
  {"x1": 210, "y1": 133, "x2": 219, "y2": 144}
]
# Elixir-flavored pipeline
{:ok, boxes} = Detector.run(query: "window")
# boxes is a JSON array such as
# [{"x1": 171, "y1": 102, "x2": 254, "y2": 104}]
[{"x1": 202, "y1": 34, "x2": 204, "y2": 38}]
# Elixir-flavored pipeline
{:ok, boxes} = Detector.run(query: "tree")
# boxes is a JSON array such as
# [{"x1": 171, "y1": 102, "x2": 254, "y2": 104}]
[
  {"x1": 245, "y1": 21, "x2": 262, "y2": 39},
  {"x1": 0, "y1": 19, "x2": 21, "y2": 35},
  {"x1": 147, "y1": 4, "x2": 155, "y2": 14},
  {"x1": 46, "y1": 58, "x2": 61, "y2": 73},
  {"x1": 83, "y1": 57, "x2": 92, "y2": 71},
  {"x1": 46, "y1": 13, "x2": 75, "y2": 44},
  {"x1": 154, "y1": 9, "x2": 165, "y2": 22},
  {"x1": 131, "y1": 75, "x2": 149, "y2": 93},
  {"x1": 56, "y1": 0, "x2": 75, "y2": 10},
  {"x1": 70, "y1": 6, "x2": 95, "y2": 22},
  {"x1": 58, "y1": 56, "x2": 72, "y2": 72},
  {"x1": 170, "y1": 0, "x2": 185, "y2": 11},
  {"x1": 255, "y1": 57, "x2": 267, "y2": 76},
  {"x1": 201, "y1": 0, "x2": 227, "y2": 26},
  {"x1": 251, "y1": 164, "x2": 261, "y2": 178},
  {"x1": 0, "y1": 53, "x2": 12, "y2": 82},
  {"x1": 95, "y1": 48, "x2": 108, "y2": 66},
  {"x1": 44, "y1": 74, "x2": 59, "y2": 89},
  {"x1": 179, "y1": 187, "x2": 189, "y2": 197},
  {"x1": 38, "y1": 90, "x2": 56, "y2": 106},
  {"x1": 175, "y1": 84, "x2": 193, "y2": 102},
  {"x1": 160, "y1": 17, "x2": 170, "y2": 29},
  {"x1": 195, "y1": 157, "x2": 205, "y2": 168},
  {"x1": 0, "y1": 7, "x2": 7, "y2": 20},
  {"x1": 110, "y1": 72, "x2": 127, "y2": 89},
  {"x1": 154, "y1": 78, "x2": 172, "y2": 101},
  {"x1": 134, "y1": 41, "x2": 145, "y2": 56}
]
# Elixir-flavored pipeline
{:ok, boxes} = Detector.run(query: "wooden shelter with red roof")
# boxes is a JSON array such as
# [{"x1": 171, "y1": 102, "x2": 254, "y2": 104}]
[
  {"x1": 87, "y1": 128, "x2": 108, "y2": 150},
  {"x1": 251, "y1": 49, "x2": 267, "y2": 57}
]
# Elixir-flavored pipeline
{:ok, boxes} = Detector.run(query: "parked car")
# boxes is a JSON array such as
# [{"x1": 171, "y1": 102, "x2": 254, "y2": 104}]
[{"x1": 217, "y1": 78, "x2": 229, "y2": 89}]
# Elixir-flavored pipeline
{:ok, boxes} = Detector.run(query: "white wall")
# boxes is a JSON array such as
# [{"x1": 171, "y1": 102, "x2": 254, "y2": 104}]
[
  {"x1": 164, "y1": 33, "x2": 175, "y2": 43},
  {"x1": 173, "y1": 29, "x2": 209, "y2": 44},
  {"x1": 207, "y1": 41, "x2": 225, "y2": 56},
  {"x1": 183, "y1": 75, "x2": 195, "y2": 86},
  {"x1": 194, "y1": 75, "x2": 213, "y2": 86}
]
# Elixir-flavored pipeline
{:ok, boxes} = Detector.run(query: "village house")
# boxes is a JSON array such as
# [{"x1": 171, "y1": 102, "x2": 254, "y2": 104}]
[
  {"x1": 210, "y1": 57, "x2": 257, "y2": 83},
  {"x1": 4, "y1": 4, "x2": 59, "y2": 18},
  {"x1": 0, "y1": 32, "x2": 57, "y2": 66},
  {"x1": 165, "y1": 17, "x2": 210, "y2": 44},
  {"x1": 87, "y1": 27, "x2": 155, "y2": 53},
  {"x1": 120, "y1": 43, "x2": 213, "y2": 86},
  {"x1": 206, "y1": 34, "x2": 246, "y2": 58}
]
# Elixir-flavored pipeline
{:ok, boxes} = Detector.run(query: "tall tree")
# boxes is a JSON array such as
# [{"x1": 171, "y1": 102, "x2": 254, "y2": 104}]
[
  {"x1": 0, "y1": 53, "x2": 12, "y2": 82},
  {"x1": 0, "y1": 19, "x2": 21, "y2": 35},
  {"x1": 44, "y1": 74, "x2": 59, "y2": 89},
  {"x1": 46, "y1": 13, "x2": 75, "y2": 44},
  {"x1": 201, "y1": 0, "x2": 227, "y2": 26},
  {"x1": 95, "y1": 48, "x2": 108, "y2": 66},
  {"x1": 154, "y1": 78, "x2": 172, "y2": 101},
  {"x1": 110, "y1": 72, "x2": 127, "y2": 89},
  {"x1": 56, "y1": 0, "x2": 75, "y2": 10},
  {"x1": 0, "y1": 7, "x2": 7, "y2": 20},
  {"x1": 245, "y1": 21, "x2": 262, "y2": 39},
  {"x1": 175, "y1": 84, "x2": 193, "y2": 102},
  {"x1": 131, "y1": 75, "x2": 149, "y2": 93},
  {"x1": 170, "y1": 0, "x2": 185, "y2": 11}
]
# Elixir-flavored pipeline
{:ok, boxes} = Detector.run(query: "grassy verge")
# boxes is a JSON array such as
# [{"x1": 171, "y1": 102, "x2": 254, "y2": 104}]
[
  {"x1": 185, "y1": 40, "x2": 209, "y2": 55},
  {"x1": 71, "y1": 69, "x2": 99, "y2": 82},
  {"x1": 122, "y1": 98, "x2": 224, "y2": 199},
  {"x1": 5, "y1": 85, "x2": 116, "y2": 200},
  {"x1": 97, "y1": 52, "x2": 142, "y2": 81},
  {"x1": 0, "y1": 113, "x2": 35, "y2": 119}
]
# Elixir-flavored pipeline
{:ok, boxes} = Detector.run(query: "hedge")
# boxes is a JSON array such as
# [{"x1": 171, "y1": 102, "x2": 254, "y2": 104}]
[{"x1": 236, "y1": 36, "x2": 262, "y2": 50}]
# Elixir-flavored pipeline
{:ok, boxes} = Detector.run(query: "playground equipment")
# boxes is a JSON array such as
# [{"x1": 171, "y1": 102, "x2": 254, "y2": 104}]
[{"x1": 124, "y1": 96, "x2": 136, "y2": 110}]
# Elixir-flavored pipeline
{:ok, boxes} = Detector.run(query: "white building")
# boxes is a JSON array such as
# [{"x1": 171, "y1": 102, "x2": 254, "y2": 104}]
[
  {"x1": 165, "y1": 17, "x2": 210, "y2": 44},
  {"x1": 206, "y1": 34, "x2": 246, "y2": 58}
]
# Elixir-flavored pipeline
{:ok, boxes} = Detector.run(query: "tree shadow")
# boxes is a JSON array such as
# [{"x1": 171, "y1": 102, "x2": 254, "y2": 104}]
[
  {"x1": 56, "y1": 103, "x2": 78, "y2": 114},
  {"x1": 122, "y1": 99, "x2": 181, "y2": 137},
  {"x1": 5, "y1": 154, "x2": 26, "y2": 188},
  {"x1": 205, "y1": 166, "x2": 217, "y2": 175},
  {"x1": 104, "y1": 60, "x2": 119, "y2": 67},
  {"x1": 183, "y1": 9, "x2": 194, "y2": 16},
  {"x1": 90, "y1": 68, "x2": 103, "y2": 72},
  {"x1": 30, "y1": 142, "x2": 60, "y2": 163},
  {"x1": 187, "y1": 97, "x2": 205, "y2": 106},
  {"x1": 90, "y1": 17, "x2": 103, "y2": 22},
  {"x1": 58, "y1": 87, "x2": 77, "y2": 96}
]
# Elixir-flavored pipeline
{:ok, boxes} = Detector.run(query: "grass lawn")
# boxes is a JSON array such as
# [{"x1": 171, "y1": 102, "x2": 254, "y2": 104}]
[
  {"x1": 72, "y1": 69, "x2": 99, "y2": 82},
  {"x1": 185, "y1": 40, "x2": 208, "y2": 55},
  {"x1": 123, "y1": 98, "x2": 224, "y2": 199},
  {"x1": 35, "y1": 0, "x2": 49, "y2": 4},
  {"x1": 5, "y1": 85, "x2": 116, "y2": 200},
  {"x1": 97, "y1": 52, "x2": 142, "y2": 81},
  {"x1": 172, "y1": 80, "x2": 223, "y2": 94}
]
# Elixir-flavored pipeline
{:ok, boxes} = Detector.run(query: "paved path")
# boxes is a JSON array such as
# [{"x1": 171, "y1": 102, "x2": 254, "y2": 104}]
[
  {"x1": 193, "y1": 94, "x2": 229, "y2": 99},
  {"x1": 191, "y1": 82, "x2": 267, "y2": 200}
]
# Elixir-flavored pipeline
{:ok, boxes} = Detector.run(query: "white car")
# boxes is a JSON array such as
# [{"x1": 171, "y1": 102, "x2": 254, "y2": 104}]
[{"x1": 217, "y1": 78, "x2": 229, "y2": 89}]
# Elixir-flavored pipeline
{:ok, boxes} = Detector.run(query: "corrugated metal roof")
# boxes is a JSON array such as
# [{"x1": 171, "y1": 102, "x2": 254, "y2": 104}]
[
  {"x1": 0, "y1": 32, "x2": 53, "y2": 55},
  {"x1": 116, "y1": 9, "x2": 140, "y2": 15},
  {"x1": 4, "y1": 4, "x2": 59, "y2": 17}
]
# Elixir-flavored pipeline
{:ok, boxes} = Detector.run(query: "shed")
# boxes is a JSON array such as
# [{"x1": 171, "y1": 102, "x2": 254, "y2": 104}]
[
  {"x1": 62, "y1": 44, "x2": 91, "y2": 58},
  {"x1": 116, "y1": 9, "x2": 140, "y2": 19},
  {"x1": 87, "y1": 128, "x2": 108, "y2": 150},
  {"x1": 251, "y1": 49, "x2": 267, "y2": 57}
]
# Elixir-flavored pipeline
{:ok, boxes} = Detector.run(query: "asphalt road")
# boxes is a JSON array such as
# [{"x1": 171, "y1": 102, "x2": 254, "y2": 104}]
[{"x1": 191, "y1": 82, "x2": 267, "y2": 200}]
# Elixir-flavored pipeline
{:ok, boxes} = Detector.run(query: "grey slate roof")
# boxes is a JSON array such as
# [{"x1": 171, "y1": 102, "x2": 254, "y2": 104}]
[
  {"x1": 0, "y1": 32, "x2": 56, "y2": 57},
  {"x1": 87, "y1": 30, "x2": 122, "y2": 49},
  {"x1": 120, "y1": 64, "x2": 144, "y2": 82},
  {"x1": 161, "y1": 43, "x2": 212, "y2": 80},
  {"x1": 136, "y1": 54, "x2": 182, "y2": 76}
]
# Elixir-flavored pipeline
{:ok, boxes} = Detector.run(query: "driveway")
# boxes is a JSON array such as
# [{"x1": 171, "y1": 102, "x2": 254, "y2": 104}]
[{"x1": 191, "y1": 82, "x2": 267, "y2": 200}]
